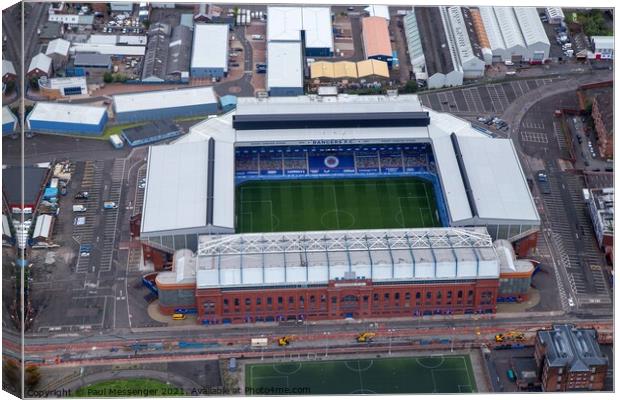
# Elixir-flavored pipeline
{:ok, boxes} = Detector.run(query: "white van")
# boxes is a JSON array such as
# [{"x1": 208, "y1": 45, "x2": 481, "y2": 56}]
[{"x1": 73, "y1": 205, "x2": 87, "y2": 212}]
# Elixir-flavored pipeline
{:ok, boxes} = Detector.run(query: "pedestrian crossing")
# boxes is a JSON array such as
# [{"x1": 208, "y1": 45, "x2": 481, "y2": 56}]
[{"x1": 540, "y1": 166, "x2": 611, "y2": 307}]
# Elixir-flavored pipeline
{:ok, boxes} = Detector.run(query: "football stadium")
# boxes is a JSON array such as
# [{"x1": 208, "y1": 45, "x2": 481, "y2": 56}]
[{"x1": 137, "y1": 94, "x2": 540, "y2": 324}]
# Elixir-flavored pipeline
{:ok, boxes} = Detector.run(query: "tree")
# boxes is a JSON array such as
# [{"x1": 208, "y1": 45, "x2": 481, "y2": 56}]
[
  {"x1": 25, "y1": 365, "x2": 41, "y2": 390},
  {"x1": 142, "y1": 19, "x2": 151, "y2": 29},
  {"x1": 29, "y1": 76, "x2": 40, "y2": 89},
  {"x1": 3, "y1": 359, "x2": 20, "y2": 393},
  {"x1": 402, "y1": 80, "x2": 418, "y2": 94},
  {"x1": 103, "y1": 72, "x2": 113, "y2": 83},
  {"x1": 4, "y1": 79, "x2": 15, "y2": 94}
]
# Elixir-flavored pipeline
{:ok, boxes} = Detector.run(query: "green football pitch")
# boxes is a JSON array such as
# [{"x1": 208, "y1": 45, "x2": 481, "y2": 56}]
[
  {"x1": 236, "y1": 177, "x2": 441, "y2": 233},
  {"x1": 245, "y1": 355, "x2": 477, "y2": 395}
]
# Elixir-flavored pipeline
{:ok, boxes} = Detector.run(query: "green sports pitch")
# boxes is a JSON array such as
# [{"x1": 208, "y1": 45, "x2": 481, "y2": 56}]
[
  {"x1": 245, "y1": 355, "x2": 477, "y2": 395},
  {"x1": 236, "y1": 177, "x2": 441, "y2": 233}
]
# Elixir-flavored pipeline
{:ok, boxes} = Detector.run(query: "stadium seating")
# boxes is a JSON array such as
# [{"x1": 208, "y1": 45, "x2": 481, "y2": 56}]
[{"x1": 234, "y1": 143, "x2": 436, "y2": 177}]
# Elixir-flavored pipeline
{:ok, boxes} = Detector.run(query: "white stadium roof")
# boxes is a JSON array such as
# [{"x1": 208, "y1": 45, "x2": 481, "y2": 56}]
[
  {"x1": 141, "y1": 140, "x2": 210, "y2": 234},
  {"x1": 141, "y1": 94, "x2": 539, "y2": 244},
  {"x1": 26, "y1": 102, "x2": 106, "y2": 126},
  {"x1": 455, "y1": 135, "x2": 539, "y2": 223},
  {"x1": 267, "y1": 6, "x2": 334, "y2": 50},
  {"x1": 195, "y1": 227, "x2": 499, "y2": 289},
  {"x1": 191, "y1": 23, "x2": 229, "y2": 71},
  {"x1": 267, "y1": 41, "x2": 303, "y2": 89},
  {"x1": 113, "y1": 86, "x2": 217, "y2": 114}
]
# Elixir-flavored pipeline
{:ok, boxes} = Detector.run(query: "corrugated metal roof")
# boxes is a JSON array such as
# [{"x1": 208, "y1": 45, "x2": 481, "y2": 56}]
[
  {"x1": 113, "y1": 86, "x2": 217, "y2": 114},
  {"x1": 195, "y1": 227, "x2": 498, "y2": 288},
  {"x1": 513, "y1": 7, "x2": 550, "y2": 48},
  {"x1": 267, "y1": 41, "x2": 303, "y2": 89},
  {"x1": 28, "y1": 53, "x2": 52, "y2": 74},
  {"x1": 71, "y1": 43, "x2": 146, "y2": 56},
  {"x1": 191, "y1": 23, "x2": 228, "y2": 71},
  {"x1": 477, "y1": 6, "x2": 506, "y2": 53},
  {"x1": 333, "y1": 61, "x2": 358, "y2": 78},
  {"x1": 361, "y1": 16, "x2": 392, "y2": 58},
  {"x1": 73, "y1": 53, "x2": 112, "y2": 67},
  {"x1": 469, "y1": 8, "x2": 491, "y2": 49},
  {"x1": 167, "y1": 25, "x2": 193, "y2": 76},
  {"x1": 33, "y1": 214, "x2": 53, "y2": 239},
  {"x1": 356, "y1": 59, "x2": 389, "y2": 78},
  {"x1": 45, "y1": 38, "x2": 71, "y2": 56},
  {"x1": 27, "y1": 102, "x2": 106, "y2": 126},
  {"x1": 493, "y1": 6, "x2": 526, "y2": 50},
  {"x1": 310, "y1": 61, "x2": 335, "y2": 78}
]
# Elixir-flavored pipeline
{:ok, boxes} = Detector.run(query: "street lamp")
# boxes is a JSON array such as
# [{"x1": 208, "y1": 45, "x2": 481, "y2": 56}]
[{"x1": 324, "y1": 331, "x2": 330, "y2": 357}]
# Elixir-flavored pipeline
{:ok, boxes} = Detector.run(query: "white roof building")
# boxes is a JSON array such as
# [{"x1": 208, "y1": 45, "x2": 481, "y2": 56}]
[
  {"x1": 32, "y1": 214, "x2": 53, "y2": 240},
  {"x1": 478, "y1": 6, "x2": 550, "y2": 62},
  {"x1": 26, "y1": 102, "x2": 106, "y2": 127},
  {"x1": 3, "y1": 106, "x2": 18, "y2": 132},
  {"x1": 27, "y1": 53, "x2": 52, "y2": 75},
  {"x1": 544, "y1": 7, "x2": 565, "y2": 24},
  {"x1": 70, "y1": 43, "x2": 146, "y2": 56},
  {"x1": 267, "y1": 41, "x2": 303, "y2": 91},
  {"x1": 365, "y1": 5, "x2": 391, "y2": 21},
  {"x1": 512, "y1": 7, "x2": 550, "y2": 61},
  {"x1": 113, "y1": 86, "x2": 217, "y2": 115},
  {"x1": 267, "y1": 6, "x2": 334, "y2": 52},
  {"x1": 444, "y1": 7, "x2": 486, "y2": 79},
  {"x1": 2, "y1": 59, "x2": 16, "y2": 77},
  {"x1": 45, "y1": 38, "x2": 70, "y2": 57},
  {"x1": 195, "y1": 227, "x2": 499, "y2": 289},
  {"x1": 191, "y1": 24, "x2": 229, "y2": 73},
  {"x1": 38, "y1": 76, "x2": 88, "y2": 94}
]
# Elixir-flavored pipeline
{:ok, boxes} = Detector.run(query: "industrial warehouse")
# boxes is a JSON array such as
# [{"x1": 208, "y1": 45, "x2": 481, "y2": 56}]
[
  {"x1": 136, "y1": 93, "x2": 540, "y2": 324},
  {"x1": 26, "y1": 102, "x2": 108, "y2": 135},
  {"x1": 112, "y1": 86, "x2": 218, "y2": 122}
]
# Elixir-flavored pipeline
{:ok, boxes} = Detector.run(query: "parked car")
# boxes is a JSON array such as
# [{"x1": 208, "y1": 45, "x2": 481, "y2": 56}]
[{"x1": 74, "y1": 191, "x2": 89, "y2": 200}]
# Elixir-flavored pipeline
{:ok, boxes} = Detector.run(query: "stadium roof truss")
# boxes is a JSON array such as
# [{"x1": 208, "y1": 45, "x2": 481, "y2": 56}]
[
  {"x1": 195, "y1": 228, "x2": 499, "y2": 288},
  {"x1": 198, "y1": 228, "x2": 493, "y2": 256}
]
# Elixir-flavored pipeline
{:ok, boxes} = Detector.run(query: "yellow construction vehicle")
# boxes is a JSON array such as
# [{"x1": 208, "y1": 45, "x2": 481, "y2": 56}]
[
  {"x1": 495, "y1": 331, "x2": 525, "y2": 343},
  {"x1": 278, "y1": 336, "x2": 292, "y2": 346},
  {"x1": 357, "y1": 332, "x2": 376, "y2": 343}
]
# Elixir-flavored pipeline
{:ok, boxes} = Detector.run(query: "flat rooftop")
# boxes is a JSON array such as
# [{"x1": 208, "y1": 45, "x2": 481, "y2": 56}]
[
  {"x1": 113, "y1": 86, "x2": 217, "y2": 114},
  {"x1": 27, "y1": 102, "x2": 107, "y2": 125}
]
